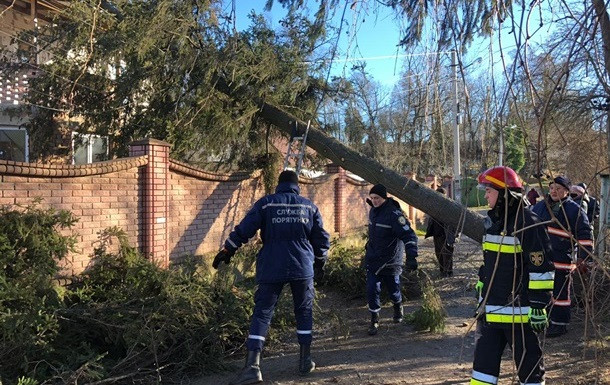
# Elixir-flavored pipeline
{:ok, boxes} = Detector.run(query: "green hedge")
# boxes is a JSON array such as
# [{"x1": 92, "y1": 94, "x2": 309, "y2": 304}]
[
  {"x1": 460, "y1": 176, "x2": 486, "y2": 207},
  {"x1": 0, "y1": 206, "x2": 296, "y2": 385}
]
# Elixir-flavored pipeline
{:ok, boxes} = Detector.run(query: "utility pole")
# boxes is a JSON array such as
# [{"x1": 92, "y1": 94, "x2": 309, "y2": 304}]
[
  {"x1": 498, "y1": 125, "x2": 504, "y2": 166},
  {"x1": 602, "y1": 106, "x2": 610, "y2": 259},
  {"x1": 451, "y1": 50, "x2": 461, "y2": 203},
  {"x1": 599, "y1": 174, "x2": 608, "y2": 258}
]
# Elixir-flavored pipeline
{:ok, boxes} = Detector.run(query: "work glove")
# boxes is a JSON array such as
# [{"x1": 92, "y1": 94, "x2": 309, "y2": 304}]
[
  {"x1": 475, "y1": 280, "x2": 484, "y2": 299},
  {"x1": 314, "y1": 258, "x2": 325, "y2": 284},
  {"x1": 212, "y1": 248, "x2": 235, "y2": 269},
  {"x1": 528, "y1": 308, "x2": 548, "y2": 333},
  {"x1": 405, "y1": 257, "x2": 418, "y2": 272}
]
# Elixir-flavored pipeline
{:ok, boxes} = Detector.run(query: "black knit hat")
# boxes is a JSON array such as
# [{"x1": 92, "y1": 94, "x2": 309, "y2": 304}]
[
  {"x1": 278, "y1": 170, "x2": 299, "y2": 184},
  {"x1": 369, "y1": 184, "x2": 387, "y2": 199},
  {"x1": 551, "y1": 176, "x2": 571, "y2": 190}
]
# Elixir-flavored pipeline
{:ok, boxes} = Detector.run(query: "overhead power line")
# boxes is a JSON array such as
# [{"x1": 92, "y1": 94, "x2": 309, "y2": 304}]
[{"x1": 304, "y1": 51, "x2": 456, "y2": 65}]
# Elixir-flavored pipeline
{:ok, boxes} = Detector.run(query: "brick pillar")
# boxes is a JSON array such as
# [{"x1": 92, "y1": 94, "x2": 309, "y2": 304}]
[
  {"x1": 443, "y1": 175, "x2": 454, "y2": 198},
  {"x1": 326, "y1": 163, "x2": 346, "y2": 236},
  {"x1": 425, "y1": 174, "x2": 438, "y2": 190},
  {"x1": 129, "y1": 139, "x2": 170, "y2": 268}
]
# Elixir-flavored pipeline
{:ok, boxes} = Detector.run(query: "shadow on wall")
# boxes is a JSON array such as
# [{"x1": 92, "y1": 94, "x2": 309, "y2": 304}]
[{"x1": 169, "y1": 176, "x2": 262, "y2": 262}]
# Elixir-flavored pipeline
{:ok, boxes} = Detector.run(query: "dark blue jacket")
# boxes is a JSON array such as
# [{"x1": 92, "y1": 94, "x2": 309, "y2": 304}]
[
  {"x1": 478, "y1": 196, "x2": 555, "y2": 327},
  {"x1": 586, "y1": 195, "x2": 599, "y2": 225},
  {"x1": 365, "y1": 198, "x2": 418, "y2": 276},
  {"x1": 224, "y1": 182, "x2": 330, "y2": 284},
  {"x1": 532, "y1": 197, "x2": 593, "y2": 263}
]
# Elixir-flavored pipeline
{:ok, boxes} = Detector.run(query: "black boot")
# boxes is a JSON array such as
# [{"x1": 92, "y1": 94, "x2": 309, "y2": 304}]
[
  {"x1": 368, "y1": 312, "x2": 379, "y2": 335},
  {"x1": 545, "y1": 323, "x2": 567, "y2": 338},
  {"x1": 299, "y1": 344, "x2": 315, "y2": 375},
  {"x1": 228, "y1": 350, "x2": 263, "y2": 385},
  {"x1": 393, "y1": 303, "x2": 404, "y2": 323}
]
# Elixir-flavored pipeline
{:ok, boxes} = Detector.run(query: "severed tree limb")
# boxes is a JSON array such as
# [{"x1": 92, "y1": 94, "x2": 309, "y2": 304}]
[{"x1": 213, "y1": 75, "x2": 486, "y2": 243}]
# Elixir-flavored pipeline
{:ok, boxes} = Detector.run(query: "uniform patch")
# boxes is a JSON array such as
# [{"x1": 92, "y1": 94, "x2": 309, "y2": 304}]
[
  {"x1": 530, "y1": 251, "x2": 544, "y2": 266},
  {"x1": 398, "y1": 216, "x2": 407, "y2": 225}
]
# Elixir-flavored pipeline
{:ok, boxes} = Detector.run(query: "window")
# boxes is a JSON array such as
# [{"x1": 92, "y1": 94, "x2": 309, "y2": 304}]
[
  {"x1": 0, "y1": 126, "x2": 28, "y2": 162},
  {"x1": 72, "y1": 133, "x2": 108, "y2": 164}
]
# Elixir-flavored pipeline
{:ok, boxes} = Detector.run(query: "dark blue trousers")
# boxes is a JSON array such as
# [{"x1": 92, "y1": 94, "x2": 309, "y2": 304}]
[
  {"x1": 246, "y1": 279, "x2": 315, "y2": 352},
  {"x1": 366, "y1": 269, "x2": 401, "y2": 312},
  {"x1": 472, "y1": 322, "x2": 545, "y2": 384},
  {"x1": 549, "y1": 268, "x2": 572, "y2": 326}
]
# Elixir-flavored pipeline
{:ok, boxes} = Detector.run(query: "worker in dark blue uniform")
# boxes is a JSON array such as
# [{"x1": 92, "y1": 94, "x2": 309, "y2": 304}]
[
  {"x1": 569, "y1": 184, "x2": 588, "y2": 217},
  {"x1": 471, "y1": 166, "x2": 555, "y2": 385},
  {"x1": 577, "y1": 182, "x2": 599, "y2": 230},
  {"x1": 365, "y1": 184, "x2": 418, "y2": 336},
  {"x1": 424, "y1": 187, "x2": 456, "y2": 277},
  {"x1": 212, "y1": 170, "x2": 330, "y2": 385},
  {"x1": 532, "y1": 176, "x2": 593, "y2": 337}
]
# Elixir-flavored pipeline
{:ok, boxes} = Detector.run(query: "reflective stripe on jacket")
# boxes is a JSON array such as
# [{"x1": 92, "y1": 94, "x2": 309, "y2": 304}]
[
  {"x1": 479, "y1": 204, "x2": 555, "y2": 326},
  {"x1": 365, "y1": 198, "x2": 418, "y2": 276},
  {"x1": 532, "y1": 197, "x2": 593, "y2": 263}
]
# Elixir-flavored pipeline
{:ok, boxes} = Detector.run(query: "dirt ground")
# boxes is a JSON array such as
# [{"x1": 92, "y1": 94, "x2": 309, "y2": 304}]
[{"x1": 193, "y1": 236, "x2": 609, "y2": 385}]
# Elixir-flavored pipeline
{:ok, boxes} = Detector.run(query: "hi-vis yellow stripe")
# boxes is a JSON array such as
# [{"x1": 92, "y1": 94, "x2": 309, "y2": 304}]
[
  {"x1": 484, "y1": 234, "x2": 520, "y2": 244},
  {"x1": 471, "y1": 371, "x2": 498, "y2": 385},
  {"x1": 529, "y1": 272, "x2": 554, "y2": 290},
  {"x1": 486, "y1": 314, "x2": 529, "y2": 323},
  {"x1": 471, "y1": 380, "x2": 494, "y2": 385},
  {"x1": 482, "y1": 242, "x2": 522, "y2": 253},
  {"x1": 529, "y1": 280, "x2": 554, "y2": 290},
  {"x1": 485, "y1": 305, "x2": 530, "y2": 323}
]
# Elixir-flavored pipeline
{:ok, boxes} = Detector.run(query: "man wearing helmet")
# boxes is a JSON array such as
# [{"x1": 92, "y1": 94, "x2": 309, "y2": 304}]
[
  {"x1": 532, "y1": 176, "x2": 593, "y2": 337},
  {"x1": 470, "y1": 166, "x2": 555, "y2": 385}
]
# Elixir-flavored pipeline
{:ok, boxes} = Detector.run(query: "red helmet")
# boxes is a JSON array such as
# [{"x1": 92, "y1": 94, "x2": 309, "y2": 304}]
[{"x1": 477, "y1": 166, "x2": 523, "y2": 190}]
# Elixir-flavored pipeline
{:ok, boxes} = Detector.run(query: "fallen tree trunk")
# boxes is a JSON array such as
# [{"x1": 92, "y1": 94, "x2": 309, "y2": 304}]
[{"x1": 214, "y1": 78, "x2": 486, "y2": 243}]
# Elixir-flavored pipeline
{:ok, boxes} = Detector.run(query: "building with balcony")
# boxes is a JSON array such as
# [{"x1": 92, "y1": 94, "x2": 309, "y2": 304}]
[{"x1": 0, "y1": 0, "x2": 106, "y2": 164}]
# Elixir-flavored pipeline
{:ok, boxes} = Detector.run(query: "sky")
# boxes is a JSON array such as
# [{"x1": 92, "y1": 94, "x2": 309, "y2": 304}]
[
  {"x1": 228, "y1": 1, "x2": 559, "y2": 91},
  {"x1": 230, "y1": 1, "x2": 406, "y2": 87}
]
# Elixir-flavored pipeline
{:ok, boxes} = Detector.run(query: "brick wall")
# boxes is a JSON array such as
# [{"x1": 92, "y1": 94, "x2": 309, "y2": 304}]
[
  {"x1": 299, "y1": 174, "x2": 337, "y2": 235},
  {"x1": 0, "y1": 156, "x2": 145, "y2": 273},
  {"x1": 0, "y1": 139, "x2": 428, "y2": 275},
  {"x1": 167, "y1": 162, "x2": 265, "y2": 262},
  {"x1": 344, "y1": 176, "x2": 372, "y2": 234}
]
